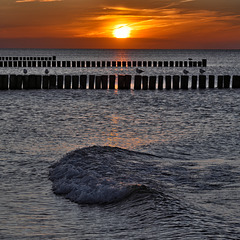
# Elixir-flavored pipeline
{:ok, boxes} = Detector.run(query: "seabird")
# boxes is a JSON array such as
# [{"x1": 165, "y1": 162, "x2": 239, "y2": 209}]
[
  {"x1": 136, "y1": 68, "x2": 144, "y2": 74},
  {"x1": 188, "y1": 58, "x2": 193, "y2": 60},
  {"x1": 200, "y1": 69, "x2": 206, "y2": 74},
  {"x1": 45, "y1": 69, "x2": 49, "y2": 74},
  {"x1": 23, "y1": 69, "x2": 27, "y2": 74},
  {"x1": 183, "y1": 69, "x2": 189, "y2": 74}
]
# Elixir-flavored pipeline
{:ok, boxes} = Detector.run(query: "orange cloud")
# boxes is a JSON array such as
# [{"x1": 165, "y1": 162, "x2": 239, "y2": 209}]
[{"x1": 16, "y1": 0, "x2": 62, "y2": 2}]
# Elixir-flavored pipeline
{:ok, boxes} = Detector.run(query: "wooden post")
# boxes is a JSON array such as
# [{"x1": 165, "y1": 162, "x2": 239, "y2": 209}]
[
  {"x1": 223, "y1": 75, "x2": 230, "y2": 88},
  {"x1": 118, "y1": 75, "x2": 125, "y2": 89},
  {"x1": 134, "y1": 75, "x2": 142, "y2": 90},
  {"x1": 28, "y1": 75, "x2": 37, "y2": 89},
  {"x1": 202, "y1": 59, "x2": 207, "y2": 67},
  {"x1": 217, "y1": 76, "x2": 223, "y2": 89},
  {"x1": 132, "y1": 61, "x2": 136, "y2": 67},
  {"x1": 91, "y1": 61, "x2": 96, "y2": 67},
  {"x1": 57, "y1": 61, "x2": 61, "y2": 67},
  {"x1": 89, "y1": 75, "x2": 95, "y2": 89},
  {"x1": 173, "y1": 75, "x2": 180, "y2": 90},
  {"x1": 102, "y1": 61, "x2": 106, "y2": 67},
  {"x1": 81, "y1": 61, "x2": 86, "y2": 67},
  {"x1": 142, "y1": 76, "x2": 148, "y2": 90},
  {"x1": 112, "y1": 61, "x2": 116, "y2": 67},
  {"x1": 65, "y1": 75, "x2": 71, "y2": 89},
  {"x1": 158, "y1": 61, "x2": 162, "y2": 67},
  {"x1": 42, "y1": 76, "x2": 49, "y2": 89},
  {"x1": 209, "y1": 75, "x2": 215, "y2": 88},
  {"x1": 127, "y1": 61, "x2": 131, "y2": 67},
  {"x1": 175, "y1": 61, "x2": 179, "y2": 67},
  {"x1": 109, "y1": 75, "x2": 115, "y2": 89},
  {"x1": 35, "y1": 75, "x2": 42, "y2": 89},
  {"x1": 48, "y1": 75, "x2": 56, "y2": 89},
  {"x1": 170, "y1": 61, "x2": 174, "y2": 67},
  {"x1": 97, "y1": 61, "x2": 101, "y2": 67},
  {"x1": 122, "y1": 61, "x2": 126, "y2": 67},
  {"x1": 22, "y1": 75, "x2": 29, "y2": 90},
  {"x1": 184, "y1": 61, "x2": 188, "y2": 67},
  {"x1": 62, "y1": 61, "x2": 66, "y2": 67},
  {"x1": 117, "y1": 61, "x2": 121, "y2": 67},
  {"x1": 181, "y1": 75, "x2": 188, "y2": 90},
  {"x1": 9, "y1": 75, "x2": 17, "y2": 90},
  {"x1": 164, "y1": 61, "x2": 168, "y2": 67},
  {"x1": 96, "y1": 76, "x2": 101, "y2": 89},
  {"x1": 148, "y1": 61, "x2": 152, "y2": 67},
  {"x1": 158, "y1": 76, "x2": 163, "y2": 90},
  {"x1": 72, "y1": 75, "x2": 79, "y2": 89},
  {"x1": 80, "y1": 75, "x2": 87, "y2": 89},
  {"x1": 189, "y1": 61, "x2": 193, "y2": 67},
  {"x1": 107, "y1": 61, "x2": 111, "y2": 67},
  {"x1": 192, "y1": 76, "x2": 197, "y2": 89},
  {"x1": 165, "y1": 75, "x2": 171, "y2": 90},
  {"x1": 72, "y1": 61, "x2": 76, "y2": 68},
  {"x1": 232, "y1": 75, "x2": 240, "y2": 88},
  {"x1": 149, "y1": 76, "x2": 156, "y2": 90},
  {"x1": 16, "y1": 75, "x2": 23, "y2": 90},
  {"x1": 86, "y1": 61, "x2": 90, "y2": 67},
  {"x1": 193, "y1": 61, "x2": 197, "y2": 67},
  {"x1": 101, "y1": 75, "x2": 108, "y2": 89},
  {"x1": 199, "y1": 75, "x2": 206, "y2": 89},
  {"x1": 57, "y1": 75, "x2": 64, "y2": 89},
  {"x1": 198, "y1": 61, "x2": 202, "y2": 67},
  {"x1": 153, "y1": 61, "x2": 157, "y2": 67},
  {"x1": 125, "y1": 75, "x2": 131, "y2": 89},
  {"x1": 137, "y1": 61, "x2": 142, "y2": 67}
]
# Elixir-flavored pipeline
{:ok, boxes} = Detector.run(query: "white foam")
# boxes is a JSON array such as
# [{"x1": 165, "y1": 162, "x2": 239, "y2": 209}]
[{"x1": 49, "y1": 159, "x2": 141, "y2": 204}]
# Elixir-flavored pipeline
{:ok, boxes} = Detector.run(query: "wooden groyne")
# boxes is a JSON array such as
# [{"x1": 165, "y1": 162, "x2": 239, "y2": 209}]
[
  {"x1": 1, "y1": 74, "x2": 240, "y2": 90},
  {"x1": 0, "y1": 58, "x2": 207, "y2": 68}
]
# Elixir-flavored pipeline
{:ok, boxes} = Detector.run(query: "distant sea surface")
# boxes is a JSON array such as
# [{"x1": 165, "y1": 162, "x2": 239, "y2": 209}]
[{"x1": 0, "y1": 49, "x2": 240, "y2": 239}]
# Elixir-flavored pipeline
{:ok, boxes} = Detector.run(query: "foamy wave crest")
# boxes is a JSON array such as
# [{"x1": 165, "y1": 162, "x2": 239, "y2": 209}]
[{"x1": 49, "y1": 146, "x2": 151, "y2": 204}]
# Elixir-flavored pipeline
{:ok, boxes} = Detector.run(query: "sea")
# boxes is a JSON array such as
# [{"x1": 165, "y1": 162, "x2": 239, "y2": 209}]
[{"x1": 0, "y1": 49, "x2": 240, "y2": 239}]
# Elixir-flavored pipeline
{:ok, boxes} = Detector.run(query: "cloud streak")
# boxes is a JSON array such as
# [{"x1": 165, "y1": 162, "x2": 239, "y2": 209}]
[{"x1": 16, "y1": 0, "x2": 62, "y2": 3}]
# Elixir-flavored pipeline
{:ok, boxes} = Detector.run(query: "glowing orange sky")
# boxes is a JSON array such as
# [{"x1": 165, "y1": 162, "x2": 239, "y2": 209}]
[{"x1": 0, "y1": 0, "x2": 240, "y2": 48}]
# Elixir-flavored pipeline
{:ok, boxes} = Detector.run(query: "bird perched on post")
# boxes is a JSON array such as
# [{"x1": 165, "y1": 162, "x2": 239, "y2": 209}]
[{"x1": 136, "y1": 68, "x2": 144, "y2": 74}]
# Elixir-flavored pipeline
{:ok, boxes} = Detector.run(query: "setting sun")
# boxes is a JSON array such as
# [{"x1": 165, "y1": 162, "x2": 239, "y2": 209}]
[{"x1": 113, "y1": 25, "x2": 132, "y2": 38}]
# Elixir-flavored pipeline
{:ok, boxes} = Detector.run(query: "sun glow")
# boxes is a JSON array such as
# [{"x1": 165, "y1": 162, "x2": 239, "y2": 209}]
[{"x1": 113, "y1": 25, "x2": 131, "y2": 38}]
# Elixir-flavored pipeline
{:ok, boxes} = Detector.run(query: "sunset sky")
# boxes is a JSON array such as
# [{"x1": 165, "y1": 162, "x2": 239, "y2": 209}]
[{"x1": 0, "y1": 0, "x2": 240, "y2": 49}]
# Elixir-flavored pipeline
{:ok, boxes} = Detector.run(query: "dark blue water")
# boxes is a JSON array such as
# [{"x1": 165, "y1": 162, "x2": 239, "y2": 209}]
[{"x1": 0, "y1": 49, "x2": 240, "y2": 239}]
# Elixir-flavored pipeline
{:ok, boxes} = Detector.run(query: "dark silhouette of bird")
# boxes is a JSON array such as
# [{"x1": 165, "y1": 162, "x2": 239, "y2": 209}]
[
  {"x1": 200, "y1": 68, "x2": 206, "y2": 74},
  {"x1": 136, "y1": 68, "x2": 144, "y2": 74},
  {"x1": 45, "y1": 69, "x2": 49, "y2": 74},
  {"x1": 183, "y1": 69, "x2": 189, "y2": 74},
  {"x1": 23, "y1": 69, "x2": 27, "y2": 74}
]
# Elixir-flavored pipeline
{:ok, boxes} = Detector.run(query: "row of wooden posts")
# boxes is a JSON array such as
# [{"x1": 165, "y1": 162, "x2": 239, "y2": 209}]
[
  {"x1": 0, "y1": 56, "x2": 56, "y2": 61},
  {"x1": 0, "y1": 59, "x2": 207, "y2": 68},
  {"x1": 0, "y1": 74, "x2": 240, "y2": 90}
]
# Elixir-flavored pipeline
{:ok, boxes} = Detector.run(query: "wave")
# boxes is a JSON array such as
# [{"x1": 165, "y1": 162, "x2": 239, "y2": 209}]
[{"x1": 49, "y1": 146, "x2": 157, "y2": 204}]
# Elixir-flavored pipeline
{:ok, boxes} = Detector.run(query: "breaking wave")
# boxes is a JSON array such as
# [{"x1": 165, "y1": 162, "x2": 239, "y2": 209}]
[{"x1": 49, "y1": 146, "x2": 158, "y2": 204}]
